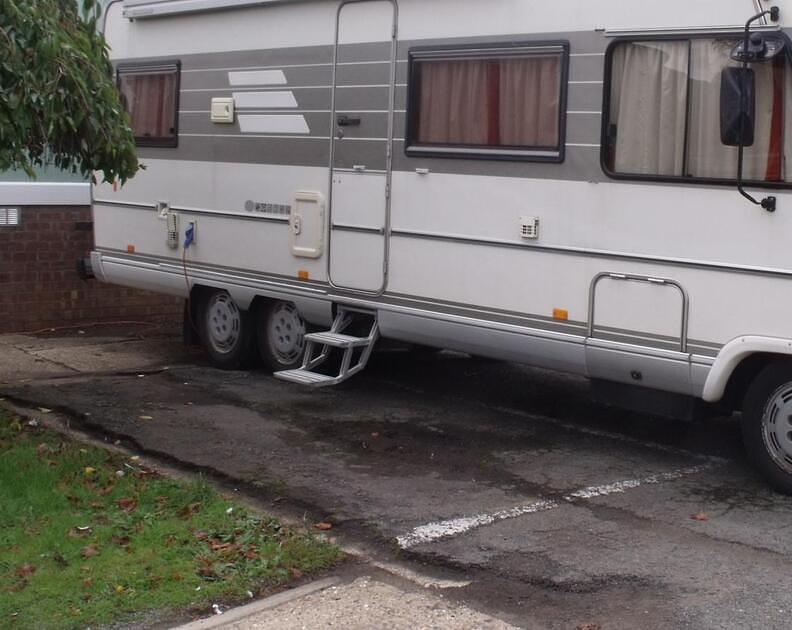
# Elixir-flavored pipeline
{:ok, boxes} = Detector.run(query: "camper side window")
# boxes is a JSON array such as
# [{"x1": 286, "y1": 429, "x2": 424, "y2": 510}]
[
  {"x1": 117, "y1": 62, "x2": 180, "y2": 148},
  {"x1": 406, "y1": 43, "x2": 569, "y2": 161},
  {"x1": 604, "y1": 38, "x2": 791, "y2": 184}
]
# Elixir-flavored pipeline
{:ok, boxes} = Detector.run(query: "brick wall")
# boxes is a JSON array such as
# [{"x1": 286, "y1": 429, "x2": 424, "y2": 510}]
[{"x1": 0, "y1": 205, "x2": 182, "y2": 334}]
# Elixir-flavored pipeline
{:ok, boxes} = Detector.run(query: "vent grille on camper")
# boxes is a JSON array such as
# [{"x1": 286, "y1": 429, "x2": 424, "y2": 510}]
[
  {"x1": 0, "y1": 207, "x2": 20, "y2": 227},
  {"x1": 520, "y1": 216, "x2": 539, "y2": 240}
]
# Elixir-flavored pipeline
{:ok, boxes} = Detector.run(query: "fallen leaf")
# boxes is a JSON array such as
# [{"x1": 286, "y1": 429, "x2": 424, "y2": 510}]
[
  {"x1": 111, "y1": 535, "x2": 131, "y2": 547},
  {"x1": 177, "y1": 502, "x2": 201, "y2": 518},
  {"x1": 691, "y1": 512, "x2": 710, "y2": 522},
  {"x1": 314, "y1": 522, "x2": 333, "y2": 531},
  {"x1": 36, "y1": 443, "x2": 50, "y2": 455},
  {"x1": 37, "y1": 408, "x2": 52, "y2": 414},
  {"x1": 82, "y1": 577, "x2": 93, "y2": 588},
  {"x1": 129, "y1": 456, "x2": 140, "y2": 462},
  {"x1": 83, "y1": 467, "x2": 97, "y2": 476},
  {"x1": 115, "y1": 584, "x2": 125, "y2": 593},
  {"x1": 80, "y1": 544, "x2": 99, "y2": 558},
  {"x1": 290, "y1": 567, "x2": 303, "y2": 579},
  {"x1": 137, "y1": 416, "x2": 153, "y2": 421},
  {"x1": 245, "y1": 548, "x2": 259, "y2": 560},
  {"x1": 14, "y1": 564, "x2": 36, "y2": 578},
  {"x1": 194, "y1": 531, "x2": 208, "y2": 541},
  {"x1": 371, "y1": 432, "x2": 380, "y2": 438},
  {"x1": 117, "y1": 497, "x2": 137, "y2": 512}
]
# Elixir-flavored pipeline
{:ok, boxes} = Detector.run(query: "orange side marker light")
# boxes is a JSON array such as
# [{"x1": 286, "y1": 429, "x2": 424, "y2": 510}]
[
  {"x1": 553, "y1": 308, "x2": 569, "y2": 321},
  {"x1": 298, "y1": 270, "x2": 310, "y2": 280},
  {"x1": 127, "y1": 244, "x2": 136, "y2": 253}
]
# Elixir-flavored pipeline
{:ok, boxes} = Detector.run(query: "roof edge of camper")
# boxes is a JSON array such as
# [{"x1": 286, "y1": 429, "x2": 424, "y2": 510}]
[
  {"x1": 122, "y1": 0, "x2": 312, "y2": 20},
  {"x1": 604, "y1": 24, "x2": 780, "y2": 37}
]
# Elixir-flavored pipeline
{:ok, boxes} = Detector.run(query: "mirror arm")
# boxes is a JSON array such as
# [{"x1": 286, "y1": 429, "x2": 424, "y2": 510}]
[{"x1": 736, "y1": 6, "x2": 780, "y2": 213}]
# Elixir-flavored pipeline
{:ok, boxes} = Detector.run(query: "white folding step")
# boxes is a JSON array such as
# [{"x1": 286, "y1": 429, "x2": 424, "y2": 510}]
[
  {"x1": 273, "y1": 370, "x2": 340, "y2": 386},
  {"x1": 274, "y1": 307, "x2": 379, "y2": 388},
  {"x1": 303, "y1": 331, "x2": 371, "y2": 348}
]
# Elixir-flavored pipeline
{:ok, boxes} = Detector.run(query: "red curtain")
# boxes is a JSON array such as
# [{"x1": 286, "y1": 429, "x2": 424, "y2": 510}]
[{"x1": 119, "y1": 72, "x2": 177, "y2": 140}]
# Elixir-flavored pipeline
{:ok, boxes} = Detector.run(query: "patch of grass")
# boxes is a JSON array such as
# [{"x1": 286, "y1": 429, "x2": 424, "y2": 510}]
[{"x1": 0, "y1": 407, "x2": 342, "y2": 630}]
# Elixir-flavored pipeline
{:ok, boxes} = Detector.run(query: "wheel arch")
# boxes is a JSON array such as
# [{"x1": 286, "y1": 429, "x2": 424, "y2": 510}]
[{"x1": 703, "y1": 336, "x2": 792, "y2": 406}]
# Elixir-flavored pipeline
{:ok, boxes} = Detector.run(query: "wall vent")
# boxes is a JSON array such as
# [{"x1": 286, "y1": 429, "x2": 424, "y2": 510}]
[
  {"x1": 520, "y1": 216, "x2": 539, "y2": 240},
  {"x1": 0, "y1": 207, "x2": 20, "y2": 227}
]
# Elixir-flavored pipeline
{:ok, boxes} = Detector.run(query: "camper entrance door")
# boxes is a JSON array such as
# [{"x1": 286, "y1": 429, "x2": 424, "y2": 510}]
[{"x1": 327, "y1": 0, "x2": 396, "y2": 294}]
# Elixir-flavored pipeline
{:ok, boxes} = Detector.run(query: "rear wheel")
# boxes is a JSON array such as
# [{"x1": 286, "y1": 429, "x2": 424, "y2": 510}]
[
  {"x1": 256, "y1": 300, "x2": 308, "y2": 371},
  {"x1": 741, "y1": 361, "x2": 792, "y2": 495},
  {"x1": 199, "y1": 290, "x2": 256, "y2": 369}
]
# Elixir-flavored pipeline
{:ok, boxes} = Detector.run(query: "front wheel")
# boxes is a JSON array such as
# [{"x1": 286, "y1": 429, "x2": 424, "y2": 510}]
[
  {"x1": 199, "y1": 290, "x2": 256, "y2": 369},
  {"x1": 741, "y1": 361, "x2": 792, "y2": 495},
  {"x1": 256, "y1": 300, "x2": 308, "y2": 372}
]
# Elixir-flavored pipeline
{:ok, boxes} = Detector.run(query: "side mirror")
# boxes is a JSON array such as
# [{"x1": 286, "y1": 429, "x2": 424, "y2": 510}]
[{"x1": 720, "y1": 67, "x2": 755, "y2": 146}]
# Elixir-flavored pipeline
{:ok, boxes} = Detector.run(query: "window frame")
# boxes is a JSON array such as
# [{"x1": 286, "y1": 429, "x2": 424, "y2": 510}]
[
  {"x1": 600, "y1": 33, "x2": 792, "y2": 190},
  {"x1": 116, "y1": 60, "x2": 181, "y2": 148},
  {"x1": 405, "y1": 41, "x2": 570, "y2": 163}
]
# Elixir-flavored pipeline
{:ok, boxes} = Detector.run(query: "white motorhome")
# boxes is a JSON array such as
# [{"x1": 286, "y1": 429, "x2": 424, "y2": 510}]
[{"x1": 89, "y1": 0, "x2": 792, "y2": 492}]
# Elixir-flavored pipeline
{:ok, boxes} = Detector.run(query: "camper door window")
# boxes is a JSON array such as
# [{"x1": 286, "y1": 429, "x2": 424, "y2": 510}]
[
  {"x1": 406, "y1": 43, "x2": 569, "y2": 162},
  {"x1": 604, "y1": 37, "x2": 791, "y2": 185},
  {"x1": 117, "y1": 62, "x2": 180, "y2": 148}
]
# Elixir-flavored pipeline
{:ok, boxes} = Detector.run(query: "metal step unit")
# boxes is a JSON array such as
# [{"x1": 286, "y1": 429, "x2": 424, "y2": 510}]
[{"x1": 274, "y1": 307, "x2": 379, "y2": 387}]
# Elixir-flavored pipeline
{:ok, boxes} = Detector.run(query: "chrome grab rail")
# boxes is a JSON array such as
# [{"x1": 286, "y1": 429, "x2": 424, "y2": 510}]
[{"x1": 587, "y1": 272, "x2": 690, "y2": 353}]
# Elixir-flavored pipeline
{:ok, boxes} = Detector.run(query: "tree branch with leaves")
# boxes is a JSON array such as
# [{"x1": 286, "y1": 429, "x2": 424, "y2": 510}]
[{"x1": 0, "y1": 0, "x2": 139, "y2": 184}]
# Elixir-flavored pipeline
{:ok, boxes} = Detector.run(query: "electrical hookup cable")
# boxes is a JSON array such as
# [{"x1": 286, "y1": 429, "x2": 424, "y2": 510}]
[{"x1": 182, "y1": 222, "x2": 199, "y2": 335}]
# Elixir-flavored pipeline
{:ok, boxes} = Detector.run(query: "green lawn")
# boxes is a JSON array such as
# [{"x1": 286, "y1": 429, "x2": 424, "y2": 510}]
[{"x1": 0, "y1": 407, "x2": 341, "y2": 629}]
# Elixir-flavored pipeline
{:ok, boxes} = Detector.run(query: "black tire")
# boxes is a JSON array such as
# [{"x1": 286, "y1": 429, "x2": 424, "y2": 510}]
[
  {"x1": 198, "y1": 290, "x2": 257, "y2": 370},
  {"x1": 741, "y1": 360, "x2": 792, "y2": 495},
  {"x1": 256, "y1": 300, "x2": 308, "y2": 372}
]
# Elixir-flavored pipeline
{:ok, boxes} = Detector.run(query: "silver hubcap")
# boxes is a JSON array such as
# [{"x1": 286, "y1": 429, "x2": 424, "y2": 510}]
[
  {"x1": 268, "y1": 302, "x2": 306, "y2": 365},
  {"x1": 206, "y1": 293, "x2": 241, "y2": 355},
  {"x1": 762, "y1": 384, "x2": 792, "y2": 474}
]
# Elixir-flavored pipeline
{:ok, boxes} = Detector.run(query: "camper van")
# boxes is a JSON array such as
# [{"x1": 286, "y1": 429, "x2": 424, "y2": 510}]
[{"x1": 88, "y1": 0, "x2": 792, "y2": 492}]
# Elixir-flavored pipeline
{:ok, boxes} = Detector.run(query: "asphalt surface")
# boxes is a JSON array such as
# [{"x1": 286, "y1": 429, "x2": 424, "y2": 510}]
[{"x1": 3, "y1": 339, "x2": 792, "y2": 630}]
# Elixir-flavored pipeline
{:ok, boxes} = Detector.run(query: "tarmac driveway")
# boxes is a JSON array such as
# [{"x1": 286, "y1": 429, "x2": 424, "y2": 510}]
[{"x1": 2, "y1": 330, "x2": 791, "y2": 629}]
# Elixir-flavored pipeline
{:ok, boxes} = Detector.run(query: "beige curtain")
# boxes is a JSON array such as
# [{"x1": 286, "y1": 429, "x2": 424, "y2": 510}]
[
  {"x1": 120, "y1": 72, "x2": 177, "y2": 139},
  {"x1": 416, "y1": 55, "x2": 561, "y2": 148},
  {"x1": 610, "y1": 42, "x2": 689, "y2": 176},
  {"x1": 417, "y1": 60, "x2": 489, "y2": 145},
  {"x1": 686, "y1": 39, "x2": 774, "y2": 180}
]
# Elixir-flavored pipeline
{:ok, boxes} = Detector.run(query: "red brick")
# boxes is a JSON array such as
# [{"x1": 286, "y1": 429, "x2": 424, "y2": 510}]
[{"x1": 0, "y1": 204, "x2": 181, "y2": 333}]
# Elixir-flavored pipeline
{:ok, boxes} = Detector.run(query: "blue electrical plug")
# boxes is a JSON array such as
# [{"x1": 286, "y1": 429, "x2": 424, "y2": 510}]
[{"x1": 184, "y1": 222, "x2": 196, "y2": 249}]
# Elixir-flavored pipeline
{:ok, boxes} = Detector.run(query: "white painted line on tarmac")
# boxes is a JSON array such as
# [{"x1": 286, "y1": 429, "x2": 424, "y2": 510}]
[
  {"x1": 396, "y1": 500, "x2": 558, "y2": 549},
  {"x1": 563, "y1": 464, "x2": 711, "y2": 500},
  {"x1": 397, "y1": 464, "x2": 712, "y2": 549}
]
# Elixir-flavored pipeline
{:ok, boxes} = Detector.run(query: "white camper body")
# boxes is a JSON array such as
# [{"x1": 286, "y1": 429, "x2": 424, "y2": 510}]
[{"x1": 92, "y1": 0, "x2": 792, "y2": 490}]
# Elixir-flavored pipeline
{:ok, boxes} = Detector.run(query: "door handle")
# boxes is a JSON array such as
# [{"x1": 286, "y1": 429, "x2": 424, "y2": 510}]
[{"x1": 337, "y1": 114, "x2": 361, "y2": 127}]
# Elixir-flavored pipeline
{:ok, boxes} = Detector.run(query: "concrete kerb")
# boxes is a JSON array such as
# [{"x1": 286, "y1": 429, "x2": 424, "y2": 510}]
[{"x1": 175, "y1": 578, "x2": 342, "y2": 630}]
